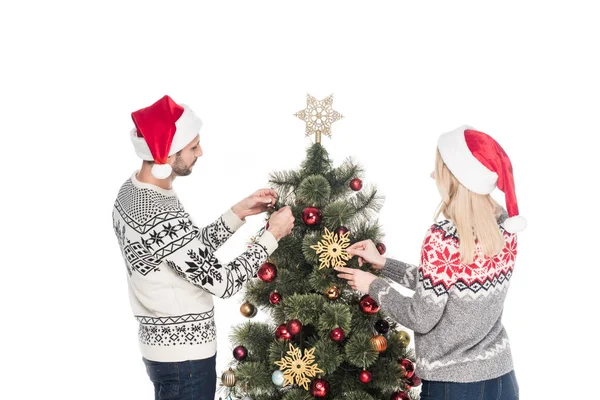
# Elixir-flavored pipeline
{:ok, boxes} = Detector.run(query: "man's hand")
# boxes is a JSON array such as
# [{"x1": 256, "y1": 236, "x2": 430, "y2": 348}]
[
  {"x1": 232, "y1": 189, "x2": 278, "y2": 220},
  {"x1": 267, "y1": 206, "x2": 294, "y2": 241}
]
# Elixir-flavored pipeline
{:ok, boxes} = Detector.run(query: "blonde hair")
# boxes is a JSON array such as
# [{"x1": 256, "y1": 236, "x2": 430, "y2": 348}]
[{"x1": 434, "y1": 150, "x2": 505, "y2": 264}]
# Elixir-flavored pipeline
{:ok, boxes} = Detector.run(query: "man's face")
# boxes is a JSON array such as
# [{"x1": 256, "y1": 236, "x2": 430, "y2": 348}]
[{"x1": 171, "y1": 135, "x2": 203, "y2": 176}]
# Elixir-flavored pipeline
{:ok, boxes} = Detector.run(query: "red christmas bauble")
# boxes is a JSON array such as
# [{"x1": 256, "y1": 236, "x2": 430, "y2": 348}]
[
  {"x1": 286, "y1": 319, "x2": 303, "y2": 336},
  {"x1": 329, "y1": 327, "x2": 345, "y2": 342},
  {"x1": 376, "y1": 242, "x2": 386, "y2": 255},
  {"x1": 302, "y1": 207, "x2": 323, "y2": 226},
  {"x1": 399, "y1": 358, "x2": 415, "y2": 378},
  {"x1": 374, "y1": 319, "x2": 390, "y2": 334},
  {"x1": 275, "y1": 323, "x2": 292, "y2": 341},
  {"x1": 359, "y1": 294, "x2": 380, "y2": 314},
  {"x1": 310, "y1": 378, "x2": 330, "y2": 398},
  {"x1": 269, "y1": 291, "x2": 282, "y2": 305},
  {"x1": 359, "y1": 370, "x2": 372, "y2": 384},
  {"x1": 233, "y1": 345, "x2": 248, "y2": 361},
  {"x1": 334, "y1": 226, "x2": 349, "y2": 237},
  {"x1": 390, "y1": 392, "x2": 410, "y2": 400},
  {"x1": 257, "y1": 262, "x2": 277, "y2": 282},
  {"x1": 350, "y1": 178, "x2": 363, "y2": 191},
  {"x1": 406, "y1": 375, "x2": 422, "y2": 389}
]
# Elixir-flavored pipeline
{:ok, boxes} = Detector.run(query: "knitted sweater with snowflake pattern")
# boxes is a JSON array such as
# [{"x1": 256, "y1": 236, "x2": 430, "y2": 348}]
[
  {"x1": 112, "y1": 172, "x2": 278, "y2": 362},
  {"x1": 369, "y1": 214, "x2": 517, "y2": 383}
]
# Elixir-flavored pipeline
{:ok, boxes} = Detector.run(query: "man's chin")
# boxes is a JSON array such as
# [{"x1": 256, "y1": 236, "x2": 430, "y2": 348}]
[{"x1": 174, "y1": 169, "x2": 193, "y2": 177}]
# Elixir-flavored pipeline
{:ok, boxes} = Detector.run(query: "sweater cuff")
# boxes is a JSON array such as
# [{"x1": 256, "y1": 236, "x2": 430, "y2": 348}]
[
  {"x1": 368, "y1": 277, "x2": 392, "y2": 300},
  {"x1": 222, "y1": 208, "x2": 246, "y2": 232},
  {"x1": 256, "y1": 230, "x2": 279, "y2": 255},
  {"x1": 381, "y1": 258, "x2": 406, "y2": 283}
]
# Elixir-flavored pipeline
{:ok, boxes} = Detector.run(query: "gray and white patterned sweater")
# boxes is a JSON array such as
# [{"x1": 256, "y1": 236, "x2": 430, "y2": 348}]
[
  {"x1": 369, "y1": 215, "x2": 517, "y2": 382},
  {"x1": 112, "y1": 172, "x2": 278, "y2": 362}
]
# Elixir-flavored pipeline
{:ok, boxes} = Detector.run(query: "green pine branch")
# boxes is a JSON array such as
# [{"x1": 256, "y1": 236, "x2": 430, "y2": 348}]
[
  {"x1": 350, "y1": 185, "x2": 384, "y2": 222},
  {"x1": 281, "y1": 293, "x2": 326, "y2": 326},
  {"x1": 318, "y1": 303, "x2": 352, "y2": 334},
  {"x1": 344, "y1": 332, "x2": 379, "y2": 368},
  {"x1": 297, "y1": 175, "x2": 332, "y2": 207},
  {"x1": 301, "y1": 143, "x2": 333, "y2": 176},
  {"x1": 329, "y1": 157, "x2": 364, "y2": 200}
]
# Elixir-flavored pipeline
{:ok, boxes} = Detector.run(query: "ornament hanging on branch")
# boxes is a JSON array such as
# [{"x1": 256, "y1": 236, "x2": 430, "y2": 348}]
[
  {"x1": 396, "y1": 330, "x2": 411, "y2": 347},
  {"x1": 221, "y1": 368, "x2": 236, "y2": 387},
  {"x1": 374, "y1": 319, "x2": 390, "y2": 334},
  {"x1": 302, "y1": 207, "x2": 323, "y2": 226},
  {"x1": 390, "y1": 392, "x2": 410, "y2": 400},
  {"x1": 406, "y1": 375, "x2": 422, "y2": 389},
  {"x1": 240, "y1": 302, "x2": 257, "y2": 318},
  {"x1": 329, "y1": 327, "x2": 345, "y2": 342},
  {"x1": 310, "y1": 377, "x2": 330, "y2": 398},
  {"x1": 359, "y1": 294, "x2": 380, "y2": 314},
  {"x1": 269, "y1": 291, "x2": 282, "y2": 305},
  {"x1": 310, "y1": 227, "x2": 352, "y2": 270},
  {"x1": 272, "y1": 370, "x2": 285, "y2": 386},
  {"x1": 275, "y1": 323, "x2": 293, "y2": 341},
  {"x1": 325, "y1": 285, "x2": 341, "y2": 300},
  {"x1": 233, "y1": 345, "x2": 248, "y2": 361},
  {"x1": 350, "y1": 178, "x2": 363, "y2": 191},
  {"x1": 399, "y1": 358, "x2": 415, "y2": 378},
  {"x1": 274, "y1": 343, "x2": 324, "y2": 390},
  {"x1": 334, "y1": 226, "x2": 349, "y2": 237},
  {"x1": 257, "y1": 262, "x2": 277, "y2": 283},
  {"x1": 371, "y1": 334, "x2": 388, "y2": 353},
  {"x1": 286, "y1": 319, "x2": 303, "y2": 336},
  {"x1": 359, "y1": 370, "x2": 372, "y2": 384}
]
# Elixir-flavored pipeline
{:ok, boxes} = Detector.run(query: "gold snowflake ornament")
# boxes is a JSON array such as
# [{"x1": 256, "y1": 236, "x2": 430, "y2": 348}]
[
  {"x1": 310, "y1": 228, "x2": 352, "y2": 270},
  {"x1": 295, "y1": 94, "x2": 343, "y2": 144},
  {"x1": 274, "y1": 343, "x2": 324, "y2": 390}
]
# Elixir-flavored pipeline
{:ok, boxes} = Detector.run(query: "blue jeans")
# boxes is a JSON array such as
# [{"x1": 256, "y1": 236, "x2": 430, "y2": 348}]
[
  {"x1": 421, "y1": 370, "x2": 519, "y2": 400},
  {"x1": 143, "y1": 355, "x2": 217, "y2": 400}
]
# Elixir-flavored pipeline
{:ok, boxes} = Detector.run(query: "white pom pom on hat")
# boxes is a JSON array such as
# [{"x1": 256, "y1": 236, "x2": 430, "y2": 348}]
[
  {"x1": 150, "y1": 163, "x2": 173, "y2": 180},
  {"x1": 437, "y1": 125, "x2": 526, "y2": 233},
  {"x1": 130, "y1": 95, "x2": 203, "y2": 179}
]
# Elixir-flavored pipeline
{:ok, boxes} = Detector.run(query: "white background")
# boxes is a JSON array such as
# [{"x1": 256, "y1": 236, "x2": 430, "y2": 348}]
[{"x1": 1, "y1": 1, "x2": 597, "y2": 399}]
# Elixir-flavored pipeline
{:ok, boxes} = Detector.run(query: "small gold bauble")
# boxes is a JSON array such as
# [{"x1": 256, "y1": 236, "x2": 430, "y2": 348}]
[
  {"x1": 371, "y1": 335, "x2": 388, "y2": 353},
  {"x1": 221, "y1": 368, "x2": 236, "y2": 387},
  {"x1": 325, "y1": 285, "x2": 340, "y2": 300},
  {"x1": 240, "y1": 302, "x2": 257, "y2": 318},
  {"x1": 397, "y1": 330, "x2": 411, "y2": 347}
]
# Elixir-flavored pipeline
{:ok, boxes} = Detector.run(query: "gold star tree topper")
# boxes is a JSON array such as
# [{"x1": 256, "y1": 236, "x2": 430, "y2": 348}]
[
  {"x1": 310, "y1": 228, "x2": 352, "y2": 270},
  {"x1": 295, "y1": 94, "x2": 343, "y2": 143},
  {"x1": 274, "y1": 343, "x2": 324, "y2": 390}
]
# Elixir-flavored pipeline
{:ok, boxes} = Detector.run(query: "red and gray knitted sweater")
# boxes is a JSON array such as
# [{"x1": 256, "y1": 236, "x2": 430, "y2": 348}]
[{"x1": 368, "y1": 214, "x2": 517, "y2": 382}]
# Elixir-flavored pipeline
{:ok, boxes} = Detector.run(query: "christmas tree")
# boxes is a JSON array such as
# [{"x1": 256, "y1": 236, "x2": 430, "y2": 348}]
[{"x1": 220, "y1": 95, "x2": 419, "y2": 400}]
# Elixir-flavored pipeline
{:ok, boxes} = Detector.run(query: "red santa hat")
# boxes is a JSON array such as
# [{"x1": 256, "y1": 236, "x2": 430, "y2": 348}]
[
  {"x1": 130, "y1": 95, "x2": 203, "y2": 179},
  {"x1": 437, "y1": 125, "x2": 526, "y2": 233}
]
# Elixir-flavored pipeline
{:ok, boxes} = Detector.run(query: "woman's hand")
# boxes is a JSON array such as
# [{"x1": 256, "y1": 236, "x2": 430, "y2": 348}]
[
  {"x1": 334, "y1": 266, "x2": 378, "y2": 293},
  {"x1": 346, "y1": 240, "x2": 386, "y2": 270}
]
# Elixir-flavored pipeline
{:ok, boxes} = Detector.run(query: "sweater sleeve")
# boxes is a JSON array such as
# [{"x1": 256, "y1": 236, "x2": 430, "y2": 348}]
[
  {"x1": 195, "y1": 208, "x2": 246, "y2": 253},
  {"x1": 145, "y1": 209, "x2": 278, "y2": 299},
  {"x1": 381, "y1": 258, "x2": 419, "y2": 290},
  {"x1": 367, "y1": 225, "x2": 458, "y2": 334}
]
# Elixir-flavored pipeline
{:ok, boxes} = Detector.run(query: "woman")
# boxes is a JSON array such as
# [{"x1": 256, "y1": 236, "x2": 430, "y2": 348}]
[{"x1": 335, "y1": 125, "x2": 525, "y2": 399}]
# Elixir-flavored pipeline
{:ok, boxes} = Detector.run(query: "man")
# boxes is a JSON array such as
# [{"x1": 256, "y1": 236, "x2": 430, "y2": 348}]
[{"x1": 112, "y1": 95, "x2": 294, "y2": 400}]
